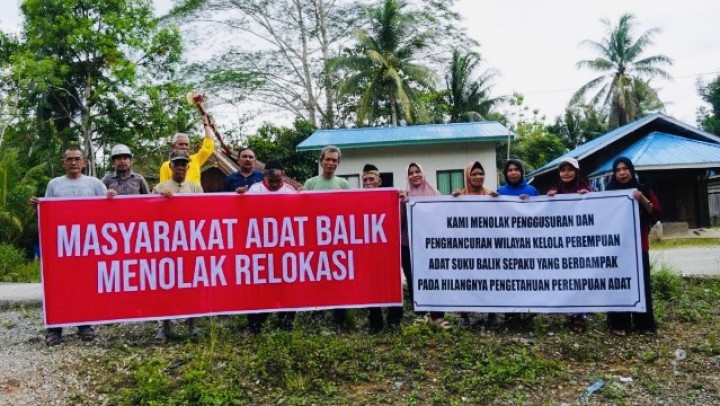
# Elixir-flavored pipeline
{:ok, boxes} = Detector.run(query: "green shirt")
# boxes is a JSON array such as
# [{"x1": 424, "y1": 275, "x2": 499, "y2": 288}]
[{"x1": 303, "y1": 175, "x2": 350, "y2": 191}]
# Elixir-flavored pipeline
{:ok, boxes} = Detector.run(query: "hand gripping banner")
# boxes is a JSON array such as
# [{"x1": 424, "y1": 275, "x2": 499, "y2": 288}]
[{"x1": 38, "y1": 190, "x2": 401, "y2": 327}]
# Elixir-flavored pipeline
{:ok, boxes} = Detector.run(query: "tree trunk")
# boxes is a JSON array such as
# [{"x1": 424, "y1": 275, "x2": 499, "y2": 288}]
[{"x1": 81, "y1": 86, "x2": 95, "y2": 177}]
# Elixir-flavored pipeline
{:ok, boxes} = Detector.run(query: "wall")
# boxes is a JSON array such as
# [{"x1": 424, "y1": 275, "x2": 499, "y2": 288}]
[{"x1": 331, "y1": 142, "x2": 498, "y2": 192}]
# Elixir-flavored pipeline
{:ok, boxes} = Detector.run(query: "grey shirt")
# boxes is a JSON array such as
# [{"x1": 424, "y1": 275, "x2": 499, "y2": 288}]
[
  {"x1": 45, "y1": 175, "x2": 107, "y2": 198},
  {"x1": 102, "y1": 170, "x2": 150, "y2": 195}
]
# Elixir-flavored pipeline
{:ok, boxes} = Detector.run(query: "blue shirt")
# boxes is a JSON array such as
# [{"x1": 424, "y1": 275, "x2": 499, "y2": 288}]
[
  {"x1": 223, "y1": 169, "x2": 264, "y2": 191},
  {"x1": 497, "y1": 179, "x2": 539, "y2": 196}
]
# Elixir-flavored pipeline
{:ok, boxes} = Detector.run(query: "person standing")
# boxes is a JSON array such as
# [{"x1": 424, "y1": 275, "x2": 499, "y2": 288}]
[
  {"x1": 30, "y1": 146, "x2": 109, "y2": 346},
  {"x1": 452, "y1": 161, "x2": 498, "y2": 328},
  {"x1": 402, "y1": 163, "x2": 451, "y2": 329},
  {"x1": 238, "y1": 159, "x2": 297, "y2": 334},
  {"x1": 153, "y1": 151, "x2": 203, "y2": 343},
  {"x1": 102, "y1": 144, "x2": 150, "y2": 196},
  {"x1": 303, "y1": 146, "x2": 350, "y2": 329},
  {"x1": 158, "y1": 114, "x2": 215, "y2": 185},
  {"x1": 363, "y1": 164, "x2": 403, "y2": 333},
  {"x1": 605, "y1": 157, "x2": 661, "y2": 335},
  {"x1": 546, "y1": 157, "x2": 592, "y2": 332},
  {"x1": 223, "y1": 148, "x2": 264, "y2": 193},
  {"x1": 497, "y1": 158, "x2": 538, "y2": 198}
]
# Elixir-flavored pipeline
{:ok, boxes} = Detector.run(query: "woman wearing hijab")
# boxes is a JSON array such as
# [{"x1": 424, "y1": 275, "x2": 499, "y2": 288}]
[
  {"x1": 606, "y1": 157, "x2": 661, "y2": 335},
  {"x1": 401, "y1": 163, "x2": 451, "y2": 329},
  {"x1": 547, "y1": 157, "x2": 592, "y2": 332},
  {"x1": 452, "y1": 161, "x2": 498, "y2": 328},
  {"x1": 497, "y1": 158, "x2": 539, "y2": 198}
]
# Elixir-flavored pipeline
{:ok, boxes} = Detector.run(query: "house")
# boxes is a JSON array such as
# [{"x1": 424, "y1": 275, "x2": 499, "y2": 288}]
[
  {"x1": 528, "y1": 113, "x2": 720, "y2": 228},
  {"x1": 296, "y1": 122, "x2": 514, "y2": 194}
]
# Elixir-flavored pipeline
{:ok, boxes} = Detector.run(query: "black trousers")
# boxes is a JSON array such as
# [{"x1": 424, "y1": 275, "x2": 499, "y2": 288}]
[{"x1": 607, "y1": 252, "x2": 656, "y2": 332}]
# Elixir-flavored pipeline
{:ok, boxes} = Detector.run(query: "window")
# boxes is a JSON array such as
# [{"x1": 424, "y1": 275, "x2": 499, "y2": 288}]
[
  {"x1": 436, "y1": 170, "x2": 464, "y2": 195},
  {"x1": 338, "y1": 174, "x2": 360, "y2": 188}
]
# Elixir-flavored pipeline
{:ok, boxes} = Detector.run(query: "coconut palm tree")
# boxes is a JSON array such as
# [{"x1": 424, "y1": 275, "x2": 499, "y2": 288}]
[
  {"x1": 331, "y1": 0, "x2": 436, "y2": 126},
  {"x1": 572, "y1": 13, "x2": 673, "y2": 128},
  {"x1": 445, "y1": 49, "x2": 505, "y2": 123}
]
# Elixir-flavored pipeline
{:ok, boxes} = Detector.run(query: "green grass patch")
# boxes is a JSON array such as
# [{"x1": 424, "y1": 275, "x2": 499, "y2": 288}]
[
  {"x1": 650, "y1": 238, "x2": 720, "y2": 249},
  {"x1": 84, "y1": 276, "x2": 720, "y2": 405}
]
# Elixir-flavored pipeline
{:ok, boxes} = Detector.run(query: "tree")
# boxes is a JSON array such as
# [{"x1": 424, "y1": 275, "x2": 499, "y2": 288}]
[
  {"x1": 548, "y1": 104, "x2": 608, "y2": 150},
  {"x1": 444, "y1": 49, "x2": 504, "y2": 123},
  {"x1": 697, "y1": 75, "x2": 720, "y2": 135},
  {"x1": 331, "y1": 0, "x2": 437, "y2": 126},
  {"x1": 3, "y1": 0, "x2": 187, "y2": 176},
  {"x1": 245, "y1": 119, "x2": 317, "y2": 182},
  {"x1": 171, "y1": 0, "x2": 360, "y2": 129},
  {"x1": 572, "y1": 13, "x2": 673, "y2": 128}
]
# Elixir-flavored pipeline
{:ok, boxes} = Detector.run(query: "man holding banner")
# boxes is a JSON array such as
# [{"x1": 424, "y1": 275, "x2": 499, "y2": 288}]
[{"x1": 30, "y1": 146, "x2": 109, "y2": 346}]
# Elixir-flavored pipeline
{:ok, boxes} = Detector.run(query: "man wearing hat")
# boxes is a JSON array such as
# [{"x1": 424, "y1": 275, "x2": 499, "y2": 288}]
[
  {"x1": 102, "y1": 144, "x2": 150, "y2": 196},
  {"x1": 153, "y1": 151, "x2": 204, "y2": 196},
  {"x1": 152, "y1": 150, "x2": 203, "y2": 343},
  {"x1": 361, "y1": 164, "x2": 404, "y2": 333}
]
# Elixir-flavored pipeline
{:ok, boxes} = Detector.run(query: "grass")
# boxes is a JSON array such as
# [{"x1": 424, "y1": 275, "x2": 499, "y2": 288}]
[
  {"x1": 79, "y1": 270, "x2": 720, "y2": 405},
  {"x1": 650, "y1": 238, "x2": 720, "y2": 249},
  {"x1": 0, "y1": 259, "x2": 40, "y2": 283}
]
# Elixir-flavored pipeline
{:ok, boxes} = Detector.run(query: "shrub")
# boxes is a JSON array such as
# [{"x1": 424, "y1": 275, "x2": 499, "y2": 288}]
[
  {"x1": 651, "y1": 264, "x2": 683, "y2": 301},
  {"x1": 0, "y1": 243, "x2": 26, "y2": 281}
]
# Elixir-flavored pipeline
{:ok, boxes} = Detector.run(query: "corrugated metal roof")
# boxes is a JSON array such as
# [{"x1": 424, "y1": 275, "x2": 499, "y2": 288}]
[
  {"x1": 528, "y1": 113, "x2": 720, "y2": 178},
  {"x1": 589, "y1": 132, "x2": 720, "y2": 177},
  {"x1": 296, "y1": 122, "x2": 514, "y2": 151}
]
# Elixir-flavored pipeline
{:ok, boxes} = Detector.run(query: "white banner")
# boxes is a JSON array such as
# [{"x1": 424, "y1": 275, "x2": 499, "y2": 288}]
[{"x1": 408, "y1": 190, "x2": 645, "y2": 313}]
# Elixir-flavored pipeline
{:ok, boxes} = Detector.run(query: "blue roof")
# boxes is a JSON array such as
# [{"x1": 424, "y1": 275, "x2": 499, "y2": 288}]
[
  {"x1": 589, "y1": 132, "x2": 720, "y2": 177},
  {"x1": 528, "y1": 113, "x2": 720, "y2": 178},
  {"x1": 297, "y1": 122, "x2": 514, "y2": 151}
]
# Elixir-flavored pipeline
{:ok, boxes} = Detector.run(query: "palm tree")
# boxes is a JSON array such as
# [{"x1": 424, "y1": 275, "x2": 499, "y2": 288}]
[
  {"x1": 445, "y1": 49, "x2": 505, "y2": 123},
  {"x1": 572, "y1": 13, "x2": 673, "y2": 128},
  {"x1": 331, "y1": 0, "x2": 435, "y2": 126}
]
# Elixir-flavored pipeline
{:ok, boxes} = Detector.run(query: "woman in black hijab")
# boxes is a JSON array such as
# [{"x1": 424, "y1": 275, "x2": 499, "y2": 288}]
[{"x1": 606, "y1": 157, "x2": 661, "y2": 335}]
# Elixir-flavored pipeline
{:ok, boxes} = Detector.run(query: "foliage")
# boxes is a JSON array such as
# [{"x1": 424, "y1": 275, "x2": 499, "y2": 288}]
[
  {"x1": 0, "y1": 243, "x2": 27, "y2": 281},
  {"x1": 496, "y1": 94, "x2": 565, "y2": 173},
  {"x1": 1, "y1": 0, "x2": 190, "y2": 177},
  {"x1": 696, "y1": 75, "x2": 720, "y2": 135},
  {"x1": 331, "y1": 0, "x2": 437, "y2": 126},
  {"x1": 547, "y1": 104, "x2": 608, "y2": 150},
  {"x1": 443, "y1": 49, "x2": 505, "y2": 123},
  {"x1": 572, "y1": 13, "x2": 672, "y2": 128},
  {"x1": 244, "y1": 119, "x2": 318, "y2": 183}
]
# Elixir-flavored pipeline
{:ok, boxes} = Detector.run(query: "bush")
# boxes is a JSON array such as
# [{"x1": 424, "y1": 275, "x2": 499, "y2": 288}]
[
  {"x1": 0, "y1": 243, "x2": 40, "y2": 282},
  {"x1": 651, "y1": 264, "x2": 683, "y2": 301}
]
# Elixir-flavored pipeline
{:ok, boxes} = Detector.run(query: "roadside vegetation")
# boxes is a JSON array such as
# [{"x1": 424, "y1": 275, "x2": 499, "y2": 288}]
[
  {"x1": 82, "y1": 269, "x2": 720, "y2": 405},
  {"x1": 650, "y1": 238, "x2": 720, "y2": 250}
]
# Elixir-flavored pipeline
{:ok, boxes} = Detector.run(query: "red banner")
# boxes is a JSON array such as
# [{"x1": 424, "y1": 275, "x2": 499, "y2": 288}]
[{"x1": 38, "y1": 190, "x2": 401, "y2": 327}]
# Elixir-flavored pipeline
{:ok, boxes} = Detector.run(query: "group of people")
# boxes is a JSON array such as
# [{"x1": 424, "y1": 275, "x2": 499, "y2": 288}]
[{"x1": 32, "y1": 116, "x2": 661, "y2": 345}]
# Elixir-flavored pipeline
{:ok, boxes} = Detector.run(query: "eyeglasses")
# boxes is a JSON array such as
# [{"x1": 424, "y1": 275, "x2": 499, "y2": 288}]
[{"x1": 63, "y1": 157, "x2": 83, "y2": 162}]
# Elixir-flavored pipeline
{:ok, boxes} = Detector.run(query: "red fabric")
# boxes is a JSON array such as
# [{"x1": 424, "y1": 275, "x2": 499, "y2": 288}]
[{"x1": 39, "y1": 191, "x2": 401, "y2": 327}]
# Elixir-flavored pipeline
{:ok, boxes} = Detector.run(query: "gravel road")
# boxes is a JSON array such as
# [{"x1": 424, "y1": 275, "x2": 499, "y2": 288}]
[{"x1": 0, "y1": 308, "x2": 106, "y2": 406}]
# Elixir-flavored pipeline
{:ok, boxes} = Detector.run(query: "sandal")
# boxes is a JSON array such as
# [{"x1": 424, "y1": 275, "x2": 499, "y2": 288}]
[
  {"x1": 154, "y1": 330, "x2": 168, "y2": 344},
  {"x1": 78, "y1": 327, "x2": 96, "y2": 342},
  {"x1": 432, "y1": 318, "x2": 452, "y2": 330},
  {"x1": 45, "y1": 332, "x2": 62, "y2": 346}
]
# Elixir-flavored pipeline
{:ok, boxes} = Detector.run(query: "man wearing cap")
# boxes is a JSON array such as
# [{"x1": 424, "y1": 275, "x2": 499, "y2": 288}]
[
  {"x1": 102, "y1": 144, "x2": 150, "y2": 196},
  {"x1": 153, "y1": 151, "x2": 204, "y2": 196},
  {"x1": 224, "y1": 148, "x2": 264, "y2": 193},
  {"x1": 158, "y1": 114, "x2": 214, "y2": 186},
  {"x1": 237, "y1": 159, "x2": 297, "y2": 333},
  {"x1": 362, "y1": 164, "x2": 404, "y2": 333},
  {"x1": 152, "y1": 150, "x2": 202, "y2": 343}
]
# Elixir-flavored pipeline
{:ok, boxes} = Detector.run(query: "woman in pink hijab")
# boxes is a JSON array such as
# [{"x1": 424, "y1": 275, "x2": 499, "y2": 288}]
[
  {"x1": 406, "y1": 162, "x2": 440, "y2": 197},
  {"x1": 402, "y1": 163, "x2": 451, "y2": 329}
]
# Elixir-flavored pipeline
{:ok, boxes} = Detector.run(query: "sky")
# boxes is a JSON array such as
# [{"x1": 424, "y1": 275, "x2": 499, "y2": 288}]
[{"x1": 1, "y1": 0, "x2": 718, "y2": 127}]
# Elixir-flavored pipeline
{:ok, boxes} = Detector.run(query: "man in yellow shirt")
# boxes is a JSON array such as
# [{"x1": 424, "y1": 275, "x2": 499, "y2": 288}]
[{"x1": 158, "y1": 114, "x2": 215, "y2": 185}]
